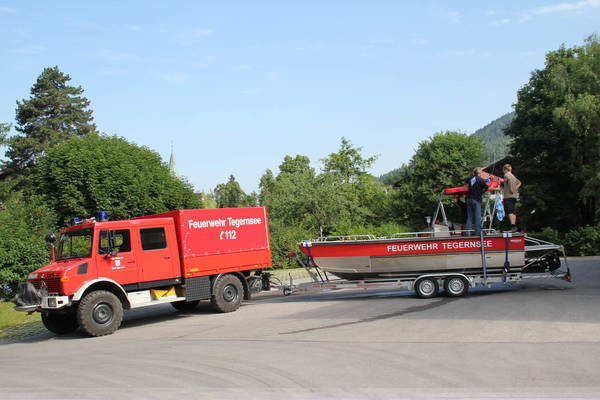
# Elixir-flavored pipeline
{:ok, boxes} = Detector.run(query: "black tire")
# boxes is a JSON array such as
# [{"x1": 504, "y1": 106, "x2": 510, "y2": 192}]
[
  {"x1": 444, "y1": 276, "x2": 468, "y2": 297},
  {"x1": 41, "y1": 311, "x2": 79, "y2": 334},
  {"x1": 211, "y1": 275, "x2": 243, "y2": 313},
  {"x1": 414, "y1": 277, "x2": 439, "y2": 299},
  {"x1": 77, "y1": 290, "x2": 123, "y2": 337},
  {"x1": 170, "y1": 300, "x2": 200, "y2": 312}
]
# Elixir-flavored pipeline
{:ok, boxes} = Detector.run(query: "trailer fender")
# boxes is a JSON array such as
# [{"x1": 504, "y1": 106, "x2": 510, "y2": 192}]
[{"x1": 73, "y1": 278, "x2": 131, "y2": 309}]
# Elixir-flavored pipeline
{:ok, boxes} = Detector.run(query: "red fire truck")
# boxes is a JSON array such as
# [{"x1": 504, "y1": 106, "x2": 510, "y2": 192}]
[{"x1": 14, "y1": 208, "x2": 272, "y2": 336}]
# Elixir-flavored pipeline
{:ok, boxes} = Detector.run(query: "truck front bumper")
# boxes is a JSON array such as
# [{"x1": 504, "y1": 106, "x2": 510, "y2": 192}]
[
  {"x1": 14, "y1": 282, "x2": 71, "y2": 312},
  {"x1": 41, "y1": 295, "x2": 71, "y2": 309}
]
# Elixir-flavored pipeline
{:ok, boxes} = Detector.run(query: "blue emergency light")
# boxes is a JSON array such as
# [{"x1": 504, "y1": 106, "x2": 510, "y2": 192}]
[
  {"x1": 98, "y1": 211, "x2": 108, "y2": 222},
  {"x1": 70, "y1": 217, "x2": 79, "y2": 225}
]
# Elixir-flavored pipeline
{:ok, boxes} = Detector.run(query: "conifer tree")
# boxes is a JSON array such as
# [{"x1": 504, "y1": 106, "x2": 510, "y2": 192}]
[{"x1": 3, "y1": 66, "x2": 96, "y2": 173}]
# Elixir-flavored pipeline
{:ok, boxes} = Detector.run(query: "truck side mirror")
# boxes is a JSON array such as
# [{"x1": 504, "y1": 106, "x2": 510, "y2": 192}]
[{"x1": 45, "y1": 233, "x2": 56, "y2": 245}]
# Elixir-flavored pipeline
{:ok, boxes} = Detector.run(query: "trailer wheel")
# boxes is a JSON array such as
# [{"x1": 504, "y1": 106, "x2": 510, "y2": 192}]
[
  {"x1": 171, "y1": 300, "x2": 200, "y2": 312},
  {"x1": 41, "y1": 311, "x2": 79, "y2": 334},
  {"x1": 444, "y1": 276, "x2": 468, "y2": 297},
  {"x1": 211, "y1": 275, "x2": 243, "y2": 313},
  {"x1": 77, "y1": 290, "x2": 123, "y2": 337},
  {"x1": 414, "y1": 277, "x2": 439, "y2": 298}
]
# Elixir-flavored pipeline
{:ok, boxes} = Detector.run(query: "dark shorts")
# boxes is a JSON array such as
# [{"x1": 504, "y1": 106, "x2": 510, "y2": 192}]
[{"x1": 504, "y1": 197, "x2": 516, "y2": 214}]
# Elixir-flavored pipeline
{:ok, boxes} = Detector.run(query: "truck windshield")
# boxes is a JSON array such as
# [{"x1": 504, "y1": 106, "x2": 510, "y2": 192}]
[{"x1": 56, "y1": 228, "x2": 93, "y2": 260}]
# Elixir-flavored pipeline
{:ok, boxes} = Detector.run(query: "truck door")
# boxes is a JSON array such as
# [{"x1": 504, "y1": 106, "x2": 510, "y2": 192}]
[
  {"x1": 97, "y1": 229, "x2": 139, "y2": 285},
  {"x1": 138, "y1": 226, "x2": 177, "y2": 283}
]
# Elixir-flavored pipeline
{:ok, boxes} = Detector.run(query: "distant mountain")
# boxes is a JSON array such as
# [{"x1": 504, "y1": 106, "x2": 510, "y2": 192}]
[
  {"x1": 379, "y1": 167, "x2": 405, "y2": 187},
  {"x1": 472, "y1": 112, "x2": 514, "y2": 164},
  {"x1": 378, "y1": 112, "x2": 514, "y2": 184}
]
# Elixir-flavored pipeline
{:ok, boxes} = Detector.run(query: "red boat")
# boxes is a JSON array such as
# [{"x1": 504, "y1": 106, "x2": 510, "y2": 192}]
[
  {"x1": 298, "y1": 176, "x2": 563, "y2": 281},
  {"x1": 298, "y1": 233, "x2": 526, "y2": 280}
]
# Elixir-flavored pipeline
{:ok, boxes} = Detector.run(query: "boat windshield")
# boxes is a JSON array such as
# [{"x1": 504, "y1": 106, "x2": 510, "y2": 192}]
[{"x1": 56, "y1": 228, "x2": 93, "y2": 260}]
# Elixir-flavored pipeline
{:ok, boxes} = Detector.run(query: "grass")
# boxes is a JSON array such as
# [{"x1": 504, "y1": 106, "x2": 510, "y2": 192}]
[{"x1": 0, "y1": 301, "x2": 43, "y2": 340}]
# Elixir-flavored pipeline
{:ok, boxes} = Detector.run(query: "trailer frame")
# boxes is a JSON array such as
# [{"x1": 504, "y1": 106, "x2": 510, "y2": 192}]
[{"x1": 274, "y1": 233, "x2": 572, "y2": 298}]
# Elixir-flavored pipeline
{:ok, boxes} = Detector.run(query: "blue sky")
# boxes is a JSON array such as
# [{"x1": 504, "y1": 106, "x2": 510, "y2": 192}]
[{"x1": 1, "y1": 1, "x2": 599, "y2": 193}]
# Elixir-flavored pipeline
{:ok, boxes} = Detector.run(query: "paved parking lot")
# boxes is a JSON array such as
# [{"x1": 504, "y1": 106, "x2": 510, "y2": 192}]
[{"x1": 1, "y1": 257, "x2": 599, "y2": 399}]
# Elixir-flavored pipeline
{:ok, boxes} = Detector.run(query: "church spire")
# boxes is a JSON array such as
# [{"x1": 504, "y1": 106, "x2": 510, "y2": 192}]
[{"x1": 168, "y1": 142, "x2": 177, "y2": 178}]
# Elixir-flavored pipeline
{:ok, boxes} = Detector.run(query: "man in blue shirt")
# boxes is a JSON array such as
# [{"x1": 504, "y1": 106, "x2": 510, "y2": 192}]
[{"x1": 464, "y1": 167, "x2": 488, "y2": 236}]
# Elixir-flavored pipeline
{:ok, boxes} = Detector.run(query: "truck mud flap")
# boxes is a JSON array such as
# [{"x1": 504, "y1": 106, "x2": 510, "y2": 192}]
[{"x1": 185, "y1": 276, "x2": 211, "y2": 301}]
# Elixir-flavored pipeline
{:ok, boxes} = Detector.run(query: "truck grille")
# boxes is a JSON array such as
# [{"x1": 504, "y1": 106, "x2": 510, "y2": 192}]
[{"x1": 31, "y1": 273, "x2": 62, "y2": 294}]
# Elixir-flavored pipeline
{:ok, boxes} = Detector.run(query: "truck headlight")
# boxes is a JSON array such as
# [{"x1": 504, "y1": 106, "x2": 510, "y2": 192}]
[
  {"x1": 48, "y1": 298, "x2": 57, "y2": 307},
  {"x1": 27, "y1": 273, "x2": 38, "y2": 280}
]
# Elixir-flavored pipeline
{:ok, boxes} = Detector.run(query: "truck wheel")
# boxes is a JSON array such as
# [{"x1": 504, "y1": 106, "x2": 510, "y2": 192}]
[
  {"x1": 444, "y1": 276, "x2": 468, "y2": 297},
  {"x1": 414, "y1": 277, "x2": 439, "y2": 299},
  {"x1": 211, "y1": 275, "x2": 243, "y2": 313},
  {"x1": 41, "y1": 311, "x2": 79, "y2": 334},
  {"x1": 171, "y1": 300, "x2": 200, "y2": 312},
  {"x1": 77, "y1": 290, "x2": 123, "y2": 337}
]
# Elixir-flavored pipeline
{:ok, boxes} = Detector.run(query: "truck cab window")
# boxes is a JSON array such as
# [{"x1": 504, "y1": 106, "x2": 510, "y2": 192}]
[
  {"x1": 98, "y1": 230, "x2": 132, "y2": 254},
  {"x1": 140, "y1": 227, "x2": 167, "y2": 250},
  {"x1": 57, "y1": 228, "x2": 93, "y2": 260}
]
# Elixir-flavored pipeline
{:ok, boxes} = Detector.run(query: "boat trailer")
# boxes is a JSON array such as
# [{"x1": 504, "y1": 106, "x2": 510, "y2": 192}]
[{"x1": 271, "y1": 234, "x2": 572, "y2": 299}]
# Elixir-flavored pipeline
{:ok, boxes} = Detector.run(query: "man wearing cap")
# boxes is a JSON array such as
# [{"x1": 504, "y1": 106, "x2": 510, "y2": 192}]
[{"x1": 464, "y1": 167, "x2": 488, "y2": 236}]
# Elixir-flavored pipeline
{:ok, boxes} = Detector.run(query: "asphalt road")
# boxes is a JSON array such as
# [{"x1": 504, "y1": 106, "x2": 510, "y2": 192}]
[{"x1": 1, "y1": 257, "x2": 599, "y2": 399}]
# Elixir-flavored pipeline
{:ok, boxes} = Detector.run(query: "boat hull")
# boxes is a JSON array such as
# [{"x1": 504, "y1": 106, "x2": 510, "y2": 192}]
[{"x1": 298, "y1": 234, "x2": 525, "y2": 280}]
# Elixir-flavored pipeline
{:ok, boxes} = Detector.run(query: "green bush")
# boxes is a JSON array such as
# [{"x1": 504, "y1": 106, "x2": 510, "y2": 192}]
[
  {"x1": 529, "y1": 225, "x2": 600, "y2": 256},
  {"x1": 0, "y1": 192, "x2": 56, "y2": 300},
  {"x1": 530, "y1": 226, "x2": 562, "y2": 245},
  {"x1": 268, "y1": 220, "x2": 313, "y2": 269},
  {"x1": 564, "y1": 226, "x2": 600, "y2": 256}
]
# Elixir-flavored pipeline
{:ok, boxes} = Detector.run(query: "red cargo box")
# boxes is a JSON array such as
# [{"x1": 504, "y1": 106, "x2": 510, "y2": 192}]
[{"x1": 137, "y1": 208, "x2": 271, "y2": 278}]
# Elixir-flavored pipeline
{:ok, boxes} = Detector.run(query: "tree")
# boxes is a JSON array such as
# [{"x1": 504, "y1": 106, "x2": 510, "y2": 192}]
[
  {"x1": 0, "y1": 123, "x2": 12, "y2": 182},
  {"x1": 259, "y1": 155, "x2": 352, "y2": 266},
  {"x1": 214, "y1": 175, "x2": 256, "y2": 208},
  {"x1": 321, "y1": 138, "x2": 392, "y2": 224},
  {"x1": 3, "y1": 66, "x2": 96, "y2": 173},
  {"x1": 0, "y1": 122, "x2": 10, "y2": 145},
  {"x1": 260, "y1": 143, "x2": 403, "y2": 267},
  {"x1": 0, "y1": 192, "x2": 56, "y2": 299},
  {"x1": 505, "y1": 35, "x2": 600, "y2": 231},
  {"x1": 393, "y1": 131, "x2": 485, "y2": 229},
  {"x1": 28, "y1": 133, "x2": 200, "y2": 226},
  {"x1": 321, "y1": 137, "x2": 378, "y2": 184}
]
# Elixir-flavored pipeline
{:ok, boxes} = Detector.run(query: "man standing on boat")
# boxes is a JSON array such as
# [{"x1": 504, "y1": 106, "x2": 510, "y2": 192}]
[
  {"x1": 465, "y1": 167, "x2": 488, "y2": 236},
  {"x1": 502, "y1": 164, "x2": 522, "y2": 232}
]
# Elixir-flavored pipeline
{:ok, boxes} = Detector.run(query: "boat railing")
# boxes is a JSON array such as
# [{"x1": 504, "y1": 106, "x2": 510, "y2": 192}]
[
  {"x1": 390, "y1": 231, "x2": 430, "y2": 238},
  {"x1": 309, "y1": 228, "x2": 500, "y2": 243},
  {"x1": 317, "y1": 234, "x2": 377, "y2": 242},
  {"x1": 390, "y1": 228, "x2": 497, "y2": 239},
  {"x1": 523, "y1": 233, "x2": 565, "y2": 252}
]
